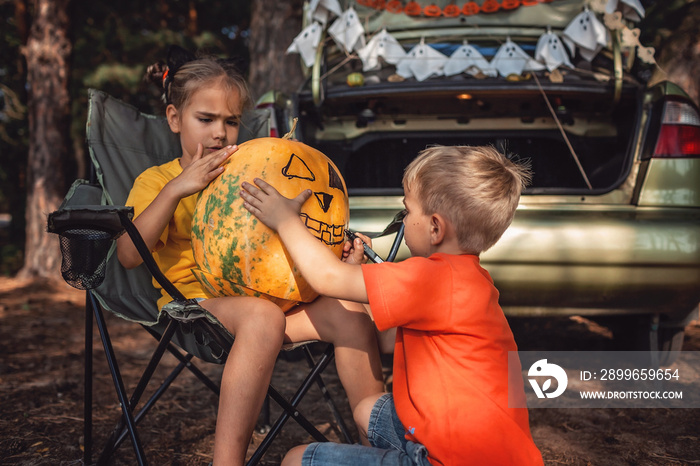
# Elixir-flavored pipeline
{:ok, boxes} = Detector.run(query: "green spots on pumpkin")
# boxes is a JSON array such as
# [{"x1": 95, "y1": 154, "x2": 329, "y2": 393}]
[
  {"x1": 200, "y1": 173, "x2": 240, "y2": 222},
  {"x1": 221, "y1": 176, "x2": 241, "y2": 216},
  {"x1": 192, "y1": 269, "x2": 215, "y2": 295},
  {"x1": 228, "y1": 236, "x2": 239, "y2": 252},
  {"x1": 221, "y1": 246, "x2": 244, "y2": 285},
  {"x1": 200, "y1": 200, "x2": 222, "y2": 238},
  {"x1": 230, "y1": 283, "x2": 248, "y2": 296},
  {"x1": 191, "y1": 221, "x2": 201, "y2": 241}
]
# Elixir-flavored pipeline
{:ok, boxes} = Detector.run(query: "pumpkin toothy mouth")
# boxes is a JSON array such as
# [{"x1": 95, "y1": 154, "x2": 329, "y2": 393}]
[{"x1": 300, "y1": 213, "x2": 345, "y2": 246}]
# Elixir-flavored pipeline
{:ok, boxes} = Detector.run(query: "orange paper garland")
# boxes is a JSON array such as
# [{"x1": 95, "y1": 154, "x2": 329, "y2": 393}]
[{"x1": 356, "y1": 0, "x2": 559, "y2": 17}]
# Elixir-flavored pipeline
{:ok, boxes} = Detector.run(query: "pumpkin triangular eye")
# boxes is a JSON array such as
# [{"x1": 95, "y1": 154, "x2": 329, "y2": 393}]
[
  {"x1": 282, "y1": 154, "x2": 315, "y2": 181},
  {"x1": 328, "y1": 163, "x2": 343, "y2": 191},
  {"x1": 314, "y1": 192, "x2": 333, "y2": 213}
]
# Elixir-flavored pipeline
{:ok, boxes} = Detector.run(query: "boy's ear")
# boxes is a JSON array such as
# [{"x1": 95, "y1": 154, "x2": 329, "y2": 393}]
[
  {"x1": 166, "y1": 104, "x2": 181, "y2": 133},
  {"x1": 429, "y1": 213, "x2": 447, "y2": 246}
]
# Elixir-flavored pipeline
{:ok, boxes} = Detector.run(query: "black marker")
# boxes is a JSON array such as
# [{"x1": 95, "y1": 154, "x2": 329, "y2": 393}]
[{"x1": 345, "y1": 229, "x2": 384, "y2": 263}]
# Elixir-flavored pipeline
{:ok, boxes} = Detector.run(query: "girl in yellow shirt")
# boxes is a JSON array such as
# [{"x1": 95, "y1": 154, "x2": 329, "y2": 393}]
[{"x1": 117, "y1": 47, "x2": 383, "y2": 466}]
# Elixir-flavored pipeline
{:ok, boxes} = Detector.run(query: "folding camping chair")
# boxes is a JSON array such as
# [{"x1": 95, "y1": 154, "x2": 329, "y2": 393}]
[{"x1": 47, "y1": 89, "x2": 403, "y2": 465}]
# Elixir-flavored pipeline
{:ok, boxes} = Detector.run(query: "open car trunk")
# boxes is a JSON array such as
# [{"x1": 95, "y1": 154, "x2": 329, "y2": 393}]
[
  {"x1": 297, "y1": 77, "x2": 641, "y2": 195},
  {"x1": 289, "y1": 0, "x2": 647, "y2": 197}
]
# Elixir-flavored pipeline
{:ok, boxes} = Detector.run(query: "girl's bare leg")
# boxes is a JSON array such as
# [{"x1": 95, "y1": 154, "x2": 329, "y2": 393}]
[
  {"x1": 284, "y1": 297, "x2": 384, "y2": 416},
  {"x1": 203, "y1": 296, "x2": 286, "y2": 466}
]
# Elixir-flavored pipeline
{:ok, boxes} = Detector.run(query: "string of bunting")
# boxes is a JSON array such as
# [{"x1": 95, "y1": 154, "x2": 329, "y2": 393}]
[
  {"x1": 355, "y1": 0, "x2": 561, "y2": 17},
  {"x1": 288, "y1": 0, "x2": 655, "y2": 82}
]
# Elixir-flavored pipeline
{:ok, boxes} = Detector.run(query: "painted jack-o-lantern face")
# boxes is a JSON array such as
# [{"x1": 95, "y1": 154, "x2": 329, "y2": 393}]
[{"x1": 191, "y1": 137, "x2": 349, "y2": 311}]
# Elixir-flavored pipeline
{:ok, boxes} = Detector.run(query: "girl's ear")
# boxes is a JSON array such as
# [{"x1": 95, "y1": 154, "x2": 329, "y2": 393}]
[{"x1": 166, "y1": 104, "x2": 181, "y2": 133}]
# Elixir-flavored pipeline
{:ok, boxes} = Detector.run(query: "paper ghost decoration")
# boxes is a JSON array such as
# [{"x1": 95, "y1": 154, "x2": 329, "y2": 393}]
[
  {"x1": 562, "y1": 8, "x2": 610, "y2": 62},
  {"x1": 328, "y1": 7, "x2": 365, "y2": 54},
  {"x1": 491, "y1": 38, "x2": 544, "y2": 77},
  {"x1": 604, "y1": 11, "x2": 625, "y2": 31},
  {"x1": 307, "y1": 0, "x2": 343, "y2": 25},
  {"x1": 396, "y1": 38, "x2": 449, "y2": 82},
  {"x1": 358, "y1": 29, "x2": 407, "y2": 72},
  {"x1": 287, "y1": 22, "x2": 323, "y2": 68},
  {"x1": 605, "y1": 0, "x2": 645, "y2": 22},
  {"x1": 636, "y1": 45, "x2": 656, "y2": 65},
  {"x1": 588, "y1": 0, "x2": 609, "y2": 13},
  {"x1": 621, "y1": 27, "x2": 641, "y2": 47},
  {"x1": 535, "y1": 28, "x2": 573, "y2": 71},
  {"x1": 444, "y1": 42, "x2": 497, "y2": 77}
]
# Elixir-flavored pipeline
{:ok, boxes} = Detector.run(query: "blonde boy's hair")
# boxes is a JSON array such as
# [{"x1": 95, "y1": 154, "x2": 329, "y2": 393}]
[{"x1": 402, "y1": 145, "x2": 531, "y2": 254}]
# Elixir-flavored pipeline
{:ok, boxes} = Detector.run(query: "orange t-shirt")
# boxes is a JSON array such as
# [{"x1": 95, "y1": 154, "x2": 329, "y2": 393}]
[
  {"x1": 125, "y1": 159, "x2": 209, "y2": 309},
  {"x1": 362, "y1": 253, "x2": 542, "y2": 466}
]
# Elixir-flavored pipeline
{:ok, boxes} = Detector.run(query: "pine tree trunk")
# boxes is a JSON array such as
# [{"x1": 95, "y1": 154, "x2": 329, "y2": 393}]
[
  {"x1": 649, "y1": 2, "x2": 700, "y2": 107},
  {"x1": 19, "y1": 0, "x2": 71, "y2": 279},
  {"x1": 247, "y1": 0, "x2": 305, "y2": 100}
]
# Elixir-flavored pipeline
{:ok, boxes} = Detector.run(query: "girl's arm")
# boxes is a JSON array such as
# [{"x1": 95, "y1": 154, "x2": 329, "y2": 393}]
[
  {"x1": 241, "y1": 178, "x2": 369, "y2": 304},
  {"x1": 116, "y1": 180, "x2": 182, "y2": 268},
  {"x1": 117, "y1": 145, "x2": 236, "y2": 269}
]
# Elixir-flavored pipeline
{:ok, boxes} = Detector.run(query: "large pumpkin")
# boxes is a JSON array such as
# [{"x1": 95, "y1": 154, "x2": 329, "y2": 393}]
[{"x1": 191, "y1": 137, "x2": 349, "y2": 311}]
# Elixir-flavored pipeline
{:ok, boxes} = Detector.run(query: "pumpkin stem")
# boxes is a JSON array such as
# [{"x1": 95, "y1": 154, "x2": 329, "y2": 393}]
[{"x1": 282, "y1": 118, "x2": 298, "y2": 140}]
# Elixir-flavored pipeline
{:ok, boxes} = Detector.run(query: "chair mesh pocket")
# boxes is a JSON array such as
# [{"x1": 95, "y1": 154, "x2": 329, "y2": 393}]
[{"x1": 58, "y1": 228, "x2": 113, "y2": 290}]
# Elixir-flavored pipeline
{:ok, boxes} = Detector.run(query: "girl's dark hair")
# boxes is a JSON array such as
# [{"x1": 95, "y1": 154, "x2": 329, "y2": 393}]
[{"x1": 145, "y1": 46, "x2": 252, "y2": 112}]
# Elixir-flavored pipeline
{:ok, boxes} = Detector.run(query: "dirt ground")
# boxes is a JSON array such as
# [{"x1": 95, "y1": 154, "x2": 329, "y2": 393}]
[{"x1": 1, "y1": 277, "x2": 699, "y2": 465}]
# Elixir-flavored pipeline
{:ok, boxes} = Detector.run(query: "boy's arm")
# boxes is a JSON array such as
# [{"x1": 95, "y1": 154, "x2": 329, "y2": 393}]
[{"x1": 241, "y1": 178, "x2": 369, "y2": 304}]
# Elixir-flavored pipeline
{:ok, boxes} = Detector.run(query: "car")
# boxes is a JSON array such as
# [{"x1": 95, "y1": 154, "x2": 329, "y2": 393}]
[{"x1": 257, "y1": 0, "x2": 700, "y2": 363}]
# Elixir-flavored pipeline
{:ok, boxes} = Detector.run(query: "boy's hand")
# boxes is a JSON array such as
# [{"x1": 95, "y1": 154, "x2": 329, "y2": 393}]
[
  {"x1": 170, "y1": 144, "x2": 236, "y2": 198},
  {"x1": 241, "y1": 178, "x2": 312, "y2": 231},
  {"x1": 343, "y1": 232, "x2": 372, "y2": 265}
]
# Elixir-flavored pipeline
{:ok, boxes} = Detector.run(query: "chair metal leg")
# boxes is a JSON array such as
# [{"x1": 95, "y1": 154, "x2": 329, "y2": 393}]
[
  {"x1": 246, "y1": 384, "x2": 327, "y2": 466},
  {"x1": 95, "y1": 311, "x2": 222, "y2": 463},
  {"x1": 84, "y1": 291, "x2": 94, "y2": 465},
  {"x1": 97, "y1": 313, "x2": 181, "y2": 464},
  {"x1": 303, "y1": 345, "x2": 354, "y2": 444},
  {"x1": 90, "y1": 292, "x2": 148, "y2": 466},
  {"x1": 84, "y1": 291, "x2": 351, "y2": 466},
  {"x1": 143, "y1": 326, "x2": 221, "y2": 395},
  {"x1": 109, "y1": 352, "x2": 192, "y2": 455},
  {"x1": 257, "y1": 395, "x2": 272, "y2": 434}
]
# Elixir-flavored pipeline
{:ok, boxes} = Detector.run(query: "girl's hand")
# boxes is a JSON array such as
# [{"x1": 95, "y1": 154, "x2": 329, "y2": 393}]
[
  {"x1": 241, "y1": 178, "x2": 311, "y2": 231},
  {"x1": 342, "y1": 232, "x2": 372, "y2": 264},
  {"x1": 169, "y1": 144, "x2": 236, "y2": 198}
]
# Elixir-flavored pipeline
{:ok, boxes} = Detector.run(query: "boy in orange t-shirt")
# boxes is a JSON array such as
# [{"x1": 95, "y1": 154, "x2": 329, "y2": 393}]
[{"x1": 241, "y1": 145, "x2": 543, "y2": 466}]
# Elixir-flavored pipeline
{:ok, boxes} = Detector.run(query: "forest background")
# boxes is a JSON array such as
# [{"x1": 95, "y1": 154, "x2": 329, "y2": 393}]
[
  {"x1": 0, "y1": 0, "x2": 307, "y2": 278},
  {"x1": 0, "y1": 0, "x2": 699, "y2": 279}
]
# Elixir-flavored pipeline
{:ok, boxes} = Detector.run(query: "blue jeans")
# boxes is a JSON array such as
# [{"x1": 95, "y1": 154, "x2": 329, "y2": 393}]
[{"x1": 301, "y1": 394, "x2": 431, "y2": 466}]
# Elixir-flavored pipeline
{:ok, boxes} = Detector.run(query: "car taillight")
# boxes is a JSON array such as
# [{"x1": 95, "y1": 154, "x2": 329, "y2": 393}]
[{"x1": 653, "y1": 101, "x2": 700, "y2": 158}]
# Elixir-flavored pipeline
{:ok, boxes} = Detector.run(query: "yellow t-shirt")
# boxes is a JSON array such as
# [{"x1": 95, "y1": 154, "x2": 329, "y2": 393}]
[{"x1": 125, "y1": 158, "x2": 209, "y2": 309}]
